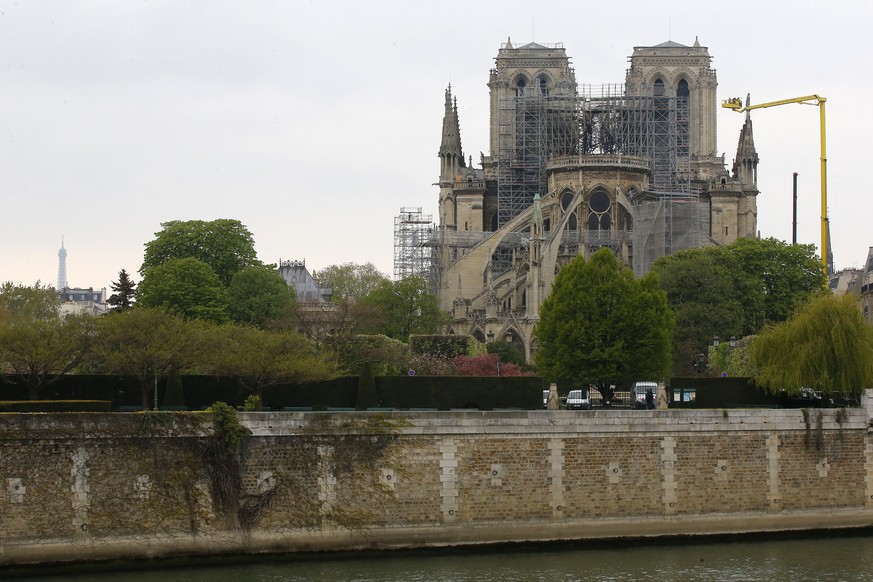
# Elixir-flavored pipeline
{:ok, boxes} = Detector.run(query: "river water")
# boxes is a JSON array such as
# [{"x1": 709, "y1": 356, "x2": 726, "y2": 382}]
[{"x1": 7, "y1": 532, "x2": 873, "y2": 581}]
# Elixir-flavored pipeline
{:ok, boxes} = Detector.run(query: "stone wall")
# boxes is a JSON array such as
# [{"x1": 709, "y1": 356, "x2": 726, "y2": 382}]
[{"x1": 2, "y1": 398, "x2": 873, "y2": 566}]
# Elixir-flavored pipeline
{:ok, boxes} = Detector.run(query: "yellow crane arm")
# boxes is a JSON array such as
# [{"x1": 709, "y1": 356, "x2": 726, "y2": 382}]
[
  {"x1": 721, "y1": 94, "x2": 829, "y2": 279},
  {"x1": 722, "y1": 95, "x2": 826, "y2": 112}
]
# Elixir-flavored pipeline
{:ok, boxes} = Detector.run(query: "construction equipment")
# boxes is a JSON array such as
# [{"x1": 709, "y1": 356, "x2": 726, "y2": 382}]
[{"x1": 722, "y1": 95, "x2": 828, "y2": 277}]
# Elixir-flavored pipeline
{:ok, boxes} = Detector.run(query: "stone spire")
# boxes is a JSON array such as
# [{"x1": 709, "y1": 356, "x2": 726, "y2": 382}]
[
  {"x1": 732, "y1": 94, "x2": 759, "y2": 187},
  {"x1": 439, "y1": 84, "x2": 464, "y2": 164}
]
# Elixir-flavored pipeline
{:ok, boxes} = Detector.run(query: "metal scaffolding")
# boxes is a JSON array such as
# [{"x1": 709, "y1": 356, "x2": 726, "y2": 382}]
[
  {"x1": 497, "y1": 85, "x2": 693, "y2": 225},
  {"x1": 490, "y1": 84, "x2": 703, "y2": 275},
  {"x1": 393, "y1": 207, "x2": 434, "y2": 281}
]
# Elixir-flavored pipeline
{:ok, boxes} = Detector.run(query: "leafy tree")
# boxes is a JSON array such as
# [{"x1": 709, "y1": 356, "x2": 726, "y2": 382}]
[
  {"x1": 227, "y1": 266, "x2": 295, "y2": 328},
  {"x1": 708, "y1": 335, "x2": 759, "y2": 378},
  {"x1": 93, "y1": 308, "x2": 208, "y2": 408},
  {"x1": 536, "y1": 248, "x2": 673, "y2": 402},
  {"x1": 651, "y1": 237, "x2": 825, "y2": 376},
  {"x1": 650, "y1": 250, "x2": 747, "y2": 375},
  {"x1": 206, "y1": 325, "x2": 339, "y2": 410},
  {"x1": 0, "y1": 281, "x2": 59, "y2": 320},
  {"x1": 750, "y1": 294, "x2": 873, "y2": 399},
  {"x1": 357, "y1": 276, "x2": 446, "y2": 342},
  {"x1": 107, "y1": 269, "x2": 137, "y2": 311},
  {"x1": 140, "y1": 219, "x2": 261, "y2": 286},
  {"x1": 486, "y1": 339, "x2": 529, "y2": 370},
  {"x1": 137, "y1": 257, "x2": 229, "y2": 324},
  {"x1": 328, "y1": 334, "x2": 410, "y2": 376},
  {"x1": 407, "y1": 353, "x2": 455, "y2": 375},
  {"x1": 315, "y1": 262, "x2": 389, "y2": 301},
  {"x1": 0, "y1": 314, "x2": 94, "y2": 399},
  {"x1": 725, "y1": 237, "x2": 825, "y2": 325}
]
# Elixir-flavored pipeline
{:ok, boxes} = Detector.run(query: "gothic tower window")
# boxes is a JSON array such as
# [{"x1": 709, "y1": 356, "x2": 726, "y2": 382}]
[
  {"x1": 560, "y1": 189, "x2": 574, "y2": 211},
  {"x1": 653, "y1": 78, "x2": 665, "y2": 97},
  {"x1": 516, "y1": 77, "x2": 527, "y2": 97},
  {"x1": 677, "y1": 79, "x2": 690, "y2": 158},
  {"x1": 539, "y1": 75, "x2": 549, "y2": 96}
]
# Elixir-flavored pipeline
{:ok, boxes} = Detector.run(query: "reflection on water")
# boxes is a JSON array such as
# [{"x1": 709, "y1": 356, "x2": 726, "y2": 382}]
[{"x1": 7, "y1": 533, "x2": 873, "y2": 582}]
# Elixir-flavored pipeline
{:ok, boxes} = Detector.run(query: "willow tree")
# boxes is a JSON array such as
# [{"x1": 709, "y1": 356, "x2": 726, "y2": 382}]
[
  {"x1": 536, "y1": 248, "x2": 674, "y2": 402},
  {"x1": 751, "y1": 294, "x2": 873, "y2": 399}
]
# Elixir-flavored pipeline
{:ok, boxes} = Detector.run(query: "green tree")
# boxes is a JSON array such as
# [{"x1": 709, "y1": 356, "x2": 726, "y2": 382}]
[
  {"x1": 536, "y1": 248, "x2": 673, "y2": 402},
  {"x1": 207, "y1": 325, "x2": 339, "y2": 410},
  {"x1": 0, "y1": 281, "x2": 59, "y2": 320},
  {"x1": 725, "y1": 237, "x2": 825, "y2": 325},
  {"x1": 227, "y1": 266, "x2": 295, "y2": 328},
  {"x1": 328, "y1": 334, "x2": 410, "y2": 376},
  {"x1": 651, "y1": 237, "x2": 825, "y2": 376},
  {"x1": 750, "y1": 294, "x2": 873, "y2": 399},
  {"x1": 487, "y1": 339, "x2": 530, "y2": 370},
  {"x1": 357, "y1": 276, "x2": 446, "y2": 342},
  {"x1": 315, "y1": 262, "x2": 389, "y2": 302},
  {"x1": 140, "y1": 219, "x2": 261, "y2": 287},
  {"x1": 0, "y1": 314, "x2": 94, "y2": 399},
  {"x1": 107, "y1": 269, "x2": 137, "y2": 311},
  {"x1": 650, "y1": 250, "x2": 748, "y2": 375},
  {"x1": 94, "y1": 308, "x2": 208, "y2": 408},
  {"x1": 137, "y1": 257, "x2": 229, "y2": 324}
]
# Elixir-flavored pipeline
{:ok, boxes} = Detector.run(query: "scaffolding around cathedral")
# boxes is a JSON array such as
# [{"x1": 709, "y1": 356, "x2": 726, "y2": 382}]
[
  {"x1": 497, "y1": 85, "x2": 693, "y2": 225},
  {"x1": 493, "y1": 84, "x2": 703, "y2": 276},
  {"x1": 393, "y1": 207, "x2": 435, "y2": 281}
]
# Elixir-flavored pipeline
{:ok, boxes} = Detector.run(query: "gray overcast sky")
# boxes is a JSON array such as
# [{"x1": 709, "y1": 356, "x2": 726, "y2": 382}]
[{"x1": 1, "y1": 0, "x2": 869, "y2": 290}]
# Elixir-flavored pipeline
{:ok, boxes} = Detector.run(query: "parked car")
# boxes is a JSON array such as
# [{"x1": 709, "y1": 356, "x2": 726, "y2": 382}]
[
  {"x1": 780, "y1": 387, "x2": 825, "y2": 408},
  {"x1": 632, "y1": 381, "x2": 658, "y2": 409},
  {"x1": 566, "y1": 389, "x2": 591, "y2": 410}
]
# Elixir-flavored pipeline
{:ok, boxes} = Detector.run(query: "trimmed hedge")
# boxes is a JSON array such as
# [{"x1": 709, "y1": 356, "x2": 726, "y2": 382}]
[
  {"x1": 0, "y1": 374, "x2": 548, "y2": 411},
  {"x1": 0, "y1": 400, "x2": 112, "y2": 413},
  {"x1": 375, "y1": 375, "x2": 545, "y2": 410},
  {"x1": 409, "y1": 335, "x2": 479, "y2": 359}
]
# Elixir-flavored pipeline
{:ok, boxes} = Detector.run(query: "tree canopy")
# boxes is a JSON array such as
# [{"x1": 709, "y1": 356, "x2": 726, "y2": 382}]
[
  {"x1": 0, "y1": 281, "x2": 59, "y2": 320},
  {"x1": 140, "y1": 219, "x2": 261, "y2": 287},
  {"x1": 357, "y1": 276, "x2": 446, "y2": 342},
  {"x1": 206, "y1": 324, "x2": 339, "y2": 409},
  {"x1": 650, "y1": 237, "x2": 825, "y2": 375},
  {"x1": 750, "y1": 294, "x2": 873, "y2": 398},
  {"x1": 535, "y1": 248, "x2": 674, "y2": 399},
  {"x1": 0, "y1": 313, "x2": 94, "y2": 399},
  {"x1": 107, "y1": 269, "x2": 137, "y2": 311},
  {"x1": 94, "y1": 308, "x2": 208, "y2": 408},
  {"x1": 315, "y1": 262, "x2": 389, "y2": 302},
  {"x1": 137, "y1": 257, "x2": 229, "y2": 324},
  {"x1": 227, "y1": 266, "x2": 295, "y2": 328}
]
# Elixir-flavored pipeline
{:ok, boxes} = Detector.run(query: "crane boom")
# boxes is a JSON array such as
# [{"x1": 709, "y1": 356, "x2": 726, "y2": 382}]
[{"x1": 721, "y1": 94, "x2": 828, "y2": 279}]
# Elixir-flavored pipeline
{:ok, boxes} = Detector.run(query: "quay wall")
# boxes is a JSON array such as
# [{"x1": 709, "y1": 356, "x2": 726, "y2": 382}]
[{"x1": 2, "y1": 394, "x2": 873, "y2": 566}]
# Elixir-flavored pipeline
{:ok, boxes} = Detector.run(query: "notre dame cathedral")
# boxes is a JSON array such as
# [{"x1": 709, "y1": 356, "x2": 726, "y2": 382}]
[{"x1": 431, "y1": 37, "x2": 760, "y2": 360}]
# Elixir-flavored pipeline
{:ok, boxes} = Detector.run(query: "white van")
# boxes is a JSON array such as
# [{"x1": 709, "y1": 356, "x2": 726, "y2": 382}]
[
  {"x1": 566, "y1": 389, "x2": 592, "y2": 410},
  {"x1": 632, "y1": 381, "x2": 658, "y2": 409}
]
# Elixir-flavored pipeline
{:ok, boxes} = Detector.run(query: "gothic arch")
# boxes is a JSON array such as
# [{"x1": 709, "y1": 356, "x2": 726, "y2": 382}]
[
  {"x1": 672, "y1": 68, "x2": 698, "y2": 88},
  {"x1": 560, "y1": 188, "x2": 575, "y2": 211},
  {"x1": 645, "y1": 70, "x2": 672, "y2": 94},
  {"x1": 512, "y1": 72, "x2": 531, "y2": 94}
]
